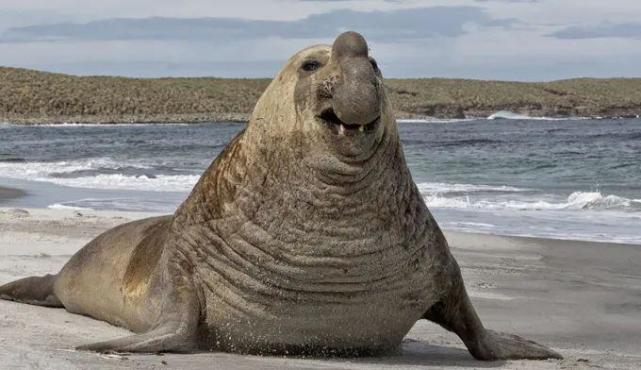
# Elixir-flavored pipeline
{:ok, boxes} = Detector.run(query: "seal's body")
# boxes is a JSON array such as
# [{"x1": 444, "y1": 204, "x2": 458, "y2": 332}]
[{"x1": 0, "y1": 32, "x2": 561, "y2": 361}]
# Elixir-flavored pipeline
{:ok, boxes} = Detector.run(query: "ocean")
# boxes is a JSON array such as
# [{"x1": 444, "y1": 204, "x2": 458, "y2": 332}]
[{"x1": 1, "y1": 117, "x2": 640, "y2": 244}]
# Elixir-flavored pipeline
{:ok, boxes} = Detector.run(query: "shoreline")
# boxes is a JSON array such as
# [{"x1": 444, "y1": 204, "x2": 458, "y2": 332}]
[
  {"x1": 1, "y1": 170, "x2": 640, "y2": 245},
  {"x1": 1, "y1": 206, "x2": 639, "y2": 369},
  {"x1": 2, "y1": 113, "x2": 640, "y2": 125},
  {"x1": 2, "y1": 205, "x2": 639, "y2": 253},
  {"x1": 4, "y1": 205, "x2": 637, "y2": 248}
]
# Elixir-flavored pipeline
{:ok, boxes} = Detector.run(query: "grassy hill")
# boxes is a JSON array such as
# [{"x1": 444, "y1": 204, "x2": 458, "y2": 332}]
[{"x1": 2, "y1": 66, "x2": 640, "y2": 123}]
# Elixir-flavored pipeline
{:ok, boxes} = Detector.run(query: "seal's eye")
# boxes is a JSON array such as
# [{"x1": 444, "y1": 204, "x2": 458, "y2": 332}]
[
  {"x1": 369, "y1": 58, "x2": 379, "y2": 71},
  {"x1": 302, "y1": 60, "x2": 321, "y2": 72}
]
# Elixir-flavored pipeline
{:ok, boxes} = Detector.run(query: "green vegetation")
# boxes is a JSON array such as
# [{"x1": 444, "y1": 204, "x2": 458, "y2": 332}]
[{"x1": 1, "y1": 66, "x2": 640, "y2": 123}]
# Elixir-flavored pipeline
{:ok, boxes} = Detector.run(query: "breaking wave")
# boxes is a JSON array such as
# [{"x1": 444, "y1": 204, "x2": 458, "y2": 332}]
[
  {"x1": 418, "y1": 182, "x2": 641, "y2": 212},
  {"x1": 487, "y1": 110, "x2": 584, "y2": 121},
  {"x1": 397, "y1": 118, "x2": 476, "y2": 124},
  {"x1": 48, "y1": 198, "x2": 180, "y2": 212},
  {"x1": 0, "y1": 158, "x2": 198, "y2": 192},
  {"x1": 417, "y1": 182, "x2": 527, "y2": 194},
  {"x1": 2, "y1": 156, "x2": 637, "y2": 213},
  {"x1": 44, "y1": 173, "x2": 199, "y2": 192}
]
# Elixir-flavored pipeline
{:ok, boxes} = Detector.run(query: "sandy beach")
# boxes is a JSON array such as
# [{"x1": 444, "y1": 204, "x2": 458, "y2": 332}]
[{"x1": 0, "y1": 207, "x2": 639, "y2": 369}]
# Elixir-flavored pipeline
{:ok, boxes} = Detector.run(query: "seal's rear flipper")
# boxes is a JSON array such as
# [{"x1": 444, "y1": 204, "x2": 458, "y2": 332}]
[
  {"x1": 423, "y1": 263, "x2": 561, "y2": 361},
  {"x1": 0, "y1": 274, "x2": 63, "y2": 307},
  {"x1": 76, "y1": 322, "x2": 198, "y2": 353},
  {"x1": 77, "y1": 282, "x2": 201, "y2": 353}
]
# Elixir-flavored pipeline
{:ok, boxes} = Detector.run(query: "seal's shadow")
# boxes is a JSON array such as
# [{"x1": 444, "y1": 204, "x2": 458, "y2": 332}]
[{"x1": 332, "y1": 341, "x2": 506, "y2": 368}]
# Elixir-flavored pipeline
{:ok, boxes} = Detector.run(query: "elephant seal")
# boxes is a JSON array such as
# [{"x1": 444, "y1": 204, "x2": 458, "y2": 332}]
[{"x1": 0, "y1": 31, "x2": 561, "y2": 361}]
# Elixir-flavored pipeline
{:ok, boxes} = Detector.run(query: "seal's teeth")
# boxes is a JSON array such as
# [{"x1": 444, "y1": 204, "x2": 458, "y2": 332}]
[
  {"x1": 339, "y1": 124, "x2": 346, "y2": 135},
  {"x1": 359, "y1": 125, "x2": 364, "y2": 132}
]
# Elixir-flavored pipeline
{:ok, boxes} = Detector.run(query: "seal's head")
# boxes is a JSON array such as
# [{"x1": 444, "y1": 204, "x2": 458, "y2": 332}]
[{"x1": 247, "y1": 31, "x2": 396, "y2": 168}]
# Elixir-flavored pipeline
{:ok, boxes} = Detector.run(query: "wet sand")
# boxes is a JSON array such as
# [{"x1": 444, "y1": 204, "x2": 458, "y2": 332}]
[
  {"x1": 0, "y1": 207, "x2": 639, "y2": 369},
  {"x1": 0, "y1": 186, "x2": 25, "y2": 201}
]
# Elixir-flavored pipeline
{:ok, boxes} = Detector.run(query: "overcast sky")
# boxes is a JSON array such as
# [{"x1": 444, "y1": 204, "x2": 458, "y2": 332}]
[{"x1": 1, "y1": 0, "x2": 640, "y2": 80}]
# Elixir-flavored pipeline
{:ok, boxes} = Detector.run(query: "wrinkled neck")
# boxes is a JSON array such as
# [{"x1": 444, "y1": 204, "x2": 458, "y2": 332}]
[
  {"x1": 171, "y1": 126, "x2": 430, "y2": 290},
  {"x1": 175, "y1": 124, "x2": 416, "y2": 239},
  {"x1": 309, "y1": 129, "x2": 397, "y2": 191}
]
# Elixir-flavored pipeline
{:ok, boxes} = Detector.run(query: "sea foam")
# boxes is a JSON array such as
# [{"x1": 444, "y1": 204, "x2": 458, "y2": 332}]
[
  {"x1": 417, "y1": 182, "x2": 640, "y2": 213},
  {"x1": 0, "y1": 158, "x2": 198, "y2": 192},
  {"x1": 487, "y1": 110, "x2": 584, "y2": 121}
]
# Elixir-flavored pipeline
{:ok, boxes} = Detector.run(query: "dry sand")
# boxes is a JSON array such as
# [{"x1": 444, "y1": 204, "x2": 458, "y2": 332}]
[{"x1": 1, "y1": 207, "x2": 639, "y2": 369}]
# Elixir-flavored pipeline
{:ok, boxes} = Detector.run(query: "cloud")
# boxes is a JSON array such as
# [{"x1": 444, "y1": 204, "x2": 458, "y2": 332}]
[
  {"x1": 3, "y1": 1, "x2": 640, "y2": 80},
  {"x1": 0, "y1": 6, "x2": 515, "y2": 43},
  {"x1": 550, "y1": 22, "x2": 641, "y2": 39},
  {"x1": 474, "y1": 0, "x2": 538, "y2": 3}
]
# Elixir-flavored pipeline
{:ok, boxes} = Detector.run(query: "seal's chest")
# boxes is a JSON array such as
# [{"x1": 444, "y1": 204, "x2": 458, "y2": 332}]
[
  {"x1": 199, "y1": 250, "x2": 436, "y2": 353},
  {"x1": 196, "y1": 213, "x2": 437, "y2": 351}
]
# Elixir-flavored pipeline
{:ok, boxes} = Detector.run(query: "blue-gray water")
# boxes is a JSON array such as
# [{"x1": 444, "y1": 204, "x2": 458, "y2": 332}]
[{"x1": 1, "y1": 118, "x2": 640, "y2": 244}]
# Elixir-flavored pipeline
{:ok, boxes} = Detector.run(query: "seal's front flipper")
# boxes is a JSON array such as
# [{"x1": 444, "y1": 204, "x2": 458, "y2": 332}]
[
  {"x1": 76, "y1": 323, "x2": 198, "y2": 353},
  {"x1": 476, "y1": 329, "x2": 563, "y2": 360},
  {"x1": 0, "y1": 274, "x2": 63, "y2": 307},
  {"x1": 423, "y1": 264, "x2": 561, "y2": 361}
]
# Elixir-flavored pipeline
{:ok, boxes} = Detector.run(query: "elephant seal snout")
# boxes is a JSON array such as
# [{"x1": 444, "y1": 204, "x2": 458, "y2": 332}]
[{"x1": 331, "y1": 31, "x2": 381, "y2": 128}]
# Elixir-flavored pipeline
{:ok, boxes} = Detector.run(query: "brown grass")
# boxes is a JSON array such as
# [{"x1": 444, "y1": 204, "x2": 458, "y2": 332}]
[{"x1": 2, "y1": 66, "x2": 640, "y2": 123}]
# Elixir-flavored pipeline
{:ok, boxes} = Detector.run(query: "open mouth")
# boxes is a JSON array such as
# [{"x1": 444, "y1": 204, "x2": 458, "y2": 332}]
[{"x1": 317, "y1": 108, "x2": 379, "y2": 135}]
